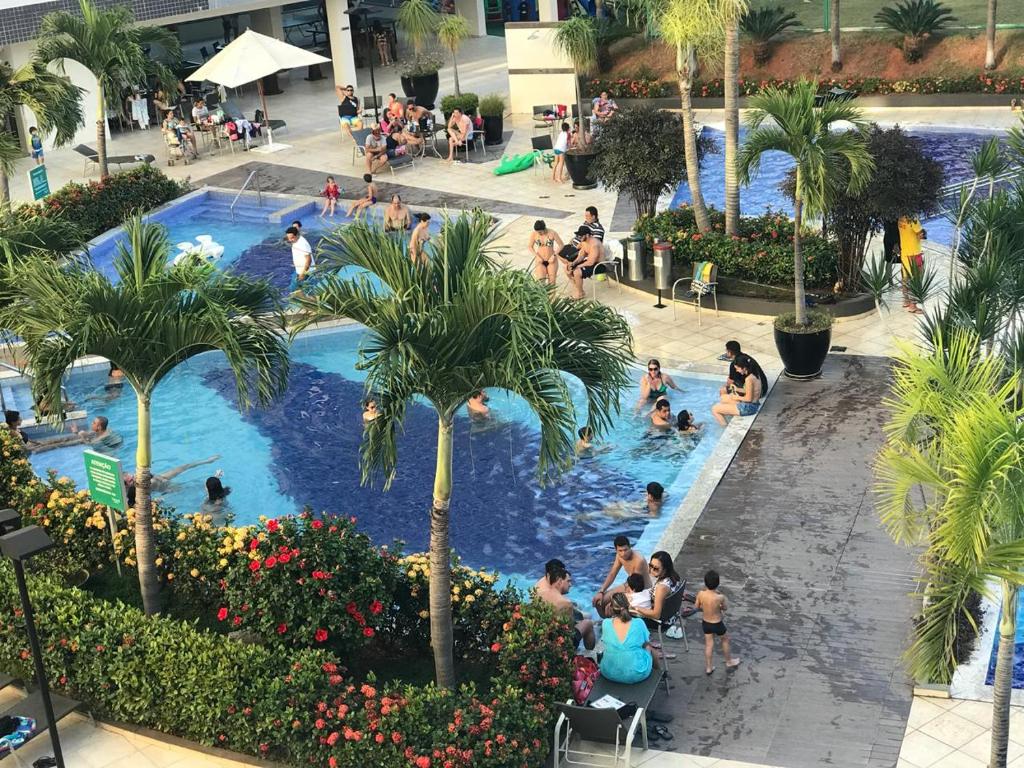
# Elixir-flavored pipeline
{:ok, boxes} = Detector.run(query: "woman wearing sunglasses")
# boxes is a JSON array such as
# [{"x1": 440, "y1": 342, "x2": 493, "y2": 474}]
[
  {"x1": 637, "y1": 359, "x2": 680, "y2": 410},
  {"x1": 631, "y1": 551, "x2": 682, "y2": 625}
]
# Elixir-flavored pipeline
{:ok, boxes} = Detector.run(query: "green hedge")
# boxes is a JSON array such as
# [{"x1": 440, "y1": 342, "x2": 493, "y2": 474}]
[
  {"x1": 585, "y1": 74, "x2": 1024, "y2": 99},
  {"x1": 636, "y1": 206, "x2": 840, "y2": 289},
  {"x1": 16, "y1": 165, "x2": 188, "y2": 242}
]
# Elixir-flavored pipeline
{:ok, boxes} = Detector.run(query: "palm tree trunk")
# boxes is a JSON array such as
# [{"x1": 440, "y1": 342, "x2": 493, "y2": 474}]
[
  {"x1": 429, "y1": 414, "x2": 456, "y2": 689},
  {"x1": 793, "y1": 185, "x2": 807, "y2": 325},
  {"x1": 134, "y1": 393, "x2": 161, "y2": 615},
  {"x1": 992, "y1": 582, "x2": 1018, "y2": 768},
  {"x1": 95, "y1": 84, "x2": 108, "y2": 178},
  {"x1": 0, "y1": 171, "x2": 9, "y2": 214},
  {"x1": 574, "y1": 74, "x2": 587, "y2": 147},
  {"x1": 677, "y1": 44, "x2": 710, "y2": 233},
  {"x1": 985, "y1": 0, "x2": 997, "y2": 70},
  {"x1": 595, "y1": 0, "x2": 605, "y2": 19},
  {"x1": 830, "y1": 0, "x2": 842, "y2": 72},
  {"x1": 452, "y1": 53, "x2": 461, "y2": 97},
  {"x1": 724, "y1": 20, "x2": 740, "y2": 236}
]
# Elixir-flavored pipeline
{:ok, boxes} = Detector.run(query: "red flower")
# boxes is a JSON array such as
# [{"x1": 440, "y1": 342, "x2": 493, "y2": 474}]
[
  {"x1": 416, "y1": 757, "x2": 431, "y2": 768},
  {"x1": 276, "y1": 623, "x2": 288, "y2": 634},
  {"x1": 278, "y1": 553, "x2": 290, "y2": 564},
  {"x1": 363, "y1": 627, "x2": 375, "y2": 637},
  {"x1": 314, "y1": 628, "x2": 328, "y2": 643},
  {"x1": 369, "y1": 599, "x2": 383, "y2": 615},
  {"x1": 248, "y1": 560, "x2": 260, "y2": 572},
  {"x1": 217, "y1": 607, "x2": 228, "y2": 621},
  {"x1": 490, "y1": 642, "x2": 502, "y2": 653},
  {"x1": 264, "y1": 555, "x2": 277, "y2": 569},
  {"x1": 311, "y1": 519, "x2": 323, "y2": 529},
  {"x1": 232, "y1": 615, "x2": 242, "y2": 626},
  {"x1": 329, "y1": 759, "x2": 337, "y2": 768},
  {"x1": 266, "y1": 519, "x2": 279, "y2": 533},
  {"x1": 375, "y1": 732, "x2": 385, "y2": 744}
]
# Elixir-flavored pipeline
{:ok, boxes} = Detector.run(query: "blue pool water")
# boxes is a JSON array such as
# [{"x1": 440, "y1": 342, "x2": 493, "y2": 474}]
[
  {"x1": 671, "y1": 127, "x2": 1006, "y2": 248},
  {"x1": 987, "y1": 596, "x2": 1024, "y2": 689},
  {"x1": 20, "y1": 324, "x2": 724, "y2": 598}
]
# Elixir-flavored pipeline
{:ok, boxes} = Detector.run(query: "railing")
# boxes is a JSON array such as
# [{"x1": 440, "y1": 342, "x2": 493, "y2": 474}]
[
  {"x1": 0, "y1": 360, "x2": 71, "y2": 416},
  {"x1": 229, "y1": 169, "x2": 263, "y2": 222},
  {"x1": 940, "y1": 168, "x2": 1023, "y2": 200}
]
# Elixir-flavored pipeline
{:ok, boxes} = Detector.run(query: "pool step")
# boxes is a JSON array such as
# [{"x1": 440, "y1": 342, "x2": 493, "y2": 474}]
[{"x1": 197, "y1": 202, "x2": 276, "y2": 224}]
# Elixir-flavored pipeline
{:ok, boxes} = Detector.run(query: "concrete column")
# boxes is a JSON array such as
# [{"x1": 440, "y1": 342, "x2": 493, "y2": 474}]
[
  {"x1": 537, "y1": 0, "x2": 559, "y2": 22},
  {"x1": 249, "y1": 6, "x2": 285, "y2": 39},
  {"x1": 453, "y1": 0, "x2": 487, "y2": 36},
  {"x1": 324, "y1": 0, "x2": 358, "y2": 90}
]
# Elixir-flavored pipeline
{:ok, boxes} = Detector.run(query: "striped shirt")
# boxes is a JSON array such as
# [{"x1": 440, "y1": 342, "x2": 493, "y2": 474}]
[{"x1": 571, "y1": 219, "x2": 605, "y2": 246}]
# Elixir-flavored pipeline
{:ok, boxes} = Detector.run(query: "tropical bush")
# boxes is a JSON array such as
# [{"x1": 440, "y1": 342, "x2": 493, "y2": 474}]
[
  {"x1": 740, "y1": 6, "x2": 801, "y2": 66},
  {"x1": 636, "y1": 206, "x2": 840, "y2": 288},
  {"x1": 585, "y1": 76, "x2": 675, "y2": 99},
  {"x1": 440, "y1": 92, "x2": 479, "y2": 115},
  {"x1": 478, "y1": 94, "x2": 506, "y2": 118},
  {"x1": 15, "y1": 165, "x2": 187, "y2": 242},
  {"x1": 874, "y1": 0, "x2": 957, "y2": 62}
]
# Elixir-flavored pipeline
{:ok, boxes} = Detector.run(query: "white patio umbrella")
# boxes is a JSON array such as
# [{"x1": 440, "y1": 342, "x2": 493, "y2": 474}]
[{"x1": 186, "y1": 29, "x2": 330, "y2": 149}]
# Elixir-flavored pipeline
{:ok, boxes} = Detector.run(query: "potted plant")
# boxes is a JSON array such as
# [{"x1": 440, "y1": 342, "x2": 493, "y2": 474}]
[
  {"x1": 738, "y1": 79, "x2": 874, "y2": 378},
  {"x1": 478, "y1": 94, "x2": 506, "y2": 145},
  {"x1": 554, "y1": 15, "x2": 598, "y2": 190},
  {"x1": 398, "y1": 0, "x2": 442, "y2": 108},
  {"x1": 440, "y1": 92, "x2": 479, "y2": 122},
  {"x1": 437, "y1": 13, "x2": 470, "y2": 96}
]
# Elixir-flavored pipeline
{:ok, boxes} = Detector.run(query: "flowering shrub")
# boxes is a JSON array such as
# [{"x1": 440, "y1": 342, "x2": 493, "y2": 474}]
[
  {"x1": 0, "y1": 428, "x2": 44, "y2": 514},
  {"x1": 388, "y1": 554, "x2": 520, "y2": 657},
  {"x1": 636, "y1": 205, "x2": 840, "y2": 288},
  {"x1": 217, "y1": 513, "x2": 399, "y2": 652},
  {"x1": 15, "y1": 165, "x2": 188, "y2": 242},
  {"x1": 586, "y1": 74, "x2": 1024, "y2": 99}
]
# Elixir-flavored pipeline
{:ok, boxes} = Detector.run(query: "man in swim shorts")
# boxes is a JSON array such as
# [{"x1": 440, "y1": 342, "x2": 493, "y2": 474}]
[
  {"x1": 567, "y1": 228, "x2": 602, "y2": 299},
  {"x1": 336, "y1": 84, "x2": 363, "y2": 138}
]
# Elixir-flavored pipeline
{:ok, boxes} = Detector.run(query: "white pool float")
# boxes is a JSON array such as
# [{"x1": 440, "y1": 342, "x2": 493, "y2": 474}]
[{"x1": 173, "y1": 236, "x2": 225, "y2": 265}]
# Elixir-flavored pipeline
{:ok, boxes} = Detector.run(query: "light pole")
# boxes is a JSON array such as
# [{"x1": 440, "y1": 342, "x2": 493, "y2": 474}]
[
  {"x1": 345, "y1": 6, "x2": 380, "y2": 124},
  {"x1": 0, "y1": 510, "x2": 64, "y2": 768}
]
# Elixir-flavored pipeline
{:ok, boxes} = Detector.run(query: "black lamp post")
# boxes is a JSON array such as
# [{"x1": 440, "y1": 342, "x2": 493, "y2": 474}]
[
  {"x1": 0, "y1": 510, "x2": 64, "y2": 768},
  {"x1": 345, "y1": 5, "x2": 380, "y2": 124}
]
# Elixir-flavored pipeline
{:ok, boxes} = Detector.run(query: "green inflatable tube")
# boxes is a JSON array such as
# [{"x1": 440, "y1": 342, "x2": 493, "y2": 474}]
[{"x1": 494, "y1": 150, "x2": 539, "y2": 176}]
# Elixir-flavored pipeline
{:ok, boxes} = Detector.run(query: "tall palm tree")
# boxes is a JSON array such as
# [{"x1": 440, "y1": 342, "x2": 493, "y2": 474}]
[
  {"x1": 738, "y1": 79, "x2": 873, "y2": 325},
  {"x1": 722, "y1": 0, "x2": 748, "y2": 236},
  {"x1": 292, "y1": 212, "x2": 632, "y2": 688},
  {"x1": 0, "y1": 218, "x2": 290, "y2": 615},
  {"x1": 437, "y1": 14, "x2": 470, "y2": 97},
  {"x1": 830, "y1": 0, "x2": 842, "y2": 71},
  {"x1": 0, "y1": 61, "x2": 84, "y2": 210},
  {"x1": 877, "y1": 332, "x2": 1024, "y2": 768},
  {"x1": 985, "y1": 0, "x2": 997, "y2": 70},
  {"x1": 554, "y1": 15, "x2": 598, "y2": 150},
  {"x1": 36, "y1": 0, "x2": 180, "y2": 179}
]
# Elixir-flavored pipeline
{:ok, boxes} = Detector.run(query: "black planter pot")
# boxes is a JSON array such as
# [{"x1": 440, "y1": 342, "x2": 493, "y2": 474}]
[
  {"x1": 400, "y1": 72, "x2": 439, "y2": 110},
  {"x1": 482, "y1": 115, "x2": 504, "y2": 145},
  {"x1": 773, "y1": 324, "x2": 832, "y2": 379},
  {"x1": 564, "y1": 151, "x2": 597, "y2": 190}
]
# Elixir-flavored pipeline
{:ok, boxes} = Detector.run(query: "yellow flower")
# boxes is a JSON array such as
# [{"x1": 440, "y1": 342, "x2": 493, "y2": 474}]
[
  {"x1": 452, "y1": 586, "x2": 460, "y2": 594},
  {"x1": 474, "y1": 589, "x2": 482, "y2": 596},
  {"x1": 407, "y1": 570, "x2": 416, "y2": 579},
  {"x1": 218, "y1": 558, "x2": 228, "y2": 568},
  {"x1": 166, "y1": 573, "x2": 174, "y2": 581},
  {"x1": 418, "y1": 610, "x2": 429, "y2": 619},
  {"x1": 177, "y1": 531, "x2": 187, "y2": 542},
  {"x1": 189, "y1": 568, "x2": 200, "y2": 578},
  {"x1": 155, "y1": 558, "x2": 164, "y2": 566},
  {"x1": 464, "y1": 595, "x2": 475, "y2": 603},
  {"x1": 452, "y1": 594, "x2": 460, "y2": 602}
]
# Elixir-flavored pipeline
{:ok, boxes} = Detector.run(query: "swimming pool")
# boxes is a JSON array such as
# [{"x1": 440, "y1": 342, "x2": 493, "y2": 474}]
[
  {"x1": 670, "y1": 127, "x2": 1007, "y2": 247},
  {"x1": 17, "y1": 325, "x2": 724, "y2": 599}
]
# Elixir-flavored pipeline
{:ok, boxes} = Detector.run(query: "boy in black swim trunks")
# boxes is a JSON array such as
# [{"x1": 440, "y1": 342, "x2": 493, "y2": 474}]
[{"x1": 694, "y1": 569, "x2": 740, "y2": 675}]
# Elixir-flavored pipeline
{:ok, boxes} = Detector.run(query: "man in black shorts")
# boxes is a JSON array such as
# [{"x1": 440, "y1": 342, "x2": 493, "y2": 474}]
[{"x1": 567, "y1": 227, "x2": 602, "y2": 300}]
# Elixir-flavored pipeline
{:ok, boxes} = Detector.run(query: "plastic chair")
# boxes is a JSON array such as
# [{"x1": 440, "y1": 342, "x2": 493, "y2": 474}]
[
  {"x1": 671, "y1": 261, "x2": 719, "y2": 326},
  {"x1": 530, "y1": 134, "x2": 554, "y2": 173},
  {"x1": 350, "y1": 127, "x2": 372, "y2": 166},
  {"x1": 642, "y1": 582, "x2": 689, "y2": 681},
  {"x1": 592, "y1": 241, "x2": 623, "y2": 299},
  {"x1": 553, "y1": 699, "x2": 648, "y2": 767}
]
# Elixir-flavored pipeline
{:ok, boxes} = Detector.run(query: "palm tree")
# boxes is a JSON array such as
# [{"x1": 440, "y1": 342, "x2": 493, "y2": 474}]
[
  {"x1": 0, "y1": 217, "x2": 290, "y2": 615},
  {"x1": 830, "y1": 0, "x2": 842, "y2": 71},
  {"x1": 291, "y1": 212, "x2": 632, "y2": 688},
  {"x1": 877, "y1": 332, "x2": 1024, "y2": 768},
  {"x1": 398, "y1": 0, "x2": 441, "y2": 59},
  {"x1": 554, "y1": 15, "x2": 598, "y2": 150},
  {"x1": 722, "y1": 0, "x2": 749, "y2": 236},
  {"x1": 738, "y1": 79, "x2": 873, "y2": 325},
  {"x1": 0, "y1": 213, "x2": 81, "y2": 264},
  {"x1": 36, "y1": 0, "x2": 180, "y2": 179},
  {"x1": 985, "y1": 0, "x2": 997, "y2": 69},
  {"x1": 0, "y1": 61, "x2": 84, "y2": 210},
  {"x1": 437, "y1": 14, "x2": 471, "y2": 97}
]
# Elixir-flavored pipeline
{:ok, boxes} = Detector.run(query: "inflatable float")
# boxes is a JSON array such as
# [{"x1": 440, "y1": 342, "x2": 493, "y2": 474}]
[{"x1": 173, "y1": 234, "x2": 225, "y2": 265}]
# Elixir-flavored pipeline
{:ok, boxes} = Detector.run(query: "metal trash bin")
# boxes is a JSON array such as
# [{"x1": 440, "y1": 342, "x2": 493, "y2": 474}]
[
  {"x1": 624, "y1": 234, "x2": 646, "y2": 282},
  {"x1": 652, "y1": 240, "x2": 673, "y2": 308}
]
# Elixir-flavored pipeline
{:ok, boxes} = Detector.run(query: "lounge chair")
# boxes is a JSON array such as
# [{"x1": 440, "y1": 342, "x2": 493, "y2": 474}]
[{"x1": 74, "y1": 144, "x2": 155, "y2": 175}]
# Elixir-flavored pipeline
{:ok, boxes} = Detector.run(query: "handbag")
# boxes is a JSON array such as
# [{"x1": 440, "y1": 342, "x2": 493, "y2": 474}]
[{"x1": 571, "y1": 656, "x2": 599, "y2": 705}]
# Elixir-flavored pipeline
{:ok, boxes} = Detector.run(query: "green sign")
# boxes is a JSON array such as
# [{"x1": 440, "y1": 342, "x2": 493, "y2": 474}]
[
  {"x1": 28, "y1": 165, "x2": 49, "y2": 201},
  {"x1": 83, "y1": 450, "x2": 127, "y2": 511}
]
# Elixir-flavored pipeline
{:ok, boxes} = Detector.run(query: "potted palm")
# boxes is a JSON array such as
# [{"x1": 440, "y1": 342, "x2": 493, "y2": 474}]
[
  {"x1": 738, "y1": 79, "x2": 874, "y2": 378},
  {"x1": 437, "y1": 13, "x2": 470, "y2": 97},
  {"x1": 554, "y1": 15, "x2": 598, "y2": 190},
  {"x1": 398, "y1": 0, "x2": 442, "y2": 108},
  {"x1": 478, "y1": 94, "x2": 506, "y2": 145}
]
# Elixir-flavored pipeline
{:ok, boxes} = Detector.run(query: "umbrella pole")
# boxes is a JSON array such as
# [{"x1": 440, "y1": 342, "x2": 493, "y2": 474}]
[{"x1": 258, "y1": 77, "x2": 273, "y2": 146}]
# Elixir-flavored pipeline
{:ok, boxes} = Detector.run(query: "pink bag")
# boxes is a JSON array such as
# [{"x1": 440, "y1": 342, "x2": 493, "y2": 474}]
[{"x1": 571, "y1": 656, "x2": 599, "y2": 705}]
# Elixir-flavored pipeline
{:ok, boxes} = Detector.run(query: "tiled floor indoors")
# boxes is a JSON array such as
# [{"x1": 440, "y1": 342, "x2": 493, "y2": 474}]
[{"x1": 4, "y1": 31, "x2": 1021, "y2": 768}]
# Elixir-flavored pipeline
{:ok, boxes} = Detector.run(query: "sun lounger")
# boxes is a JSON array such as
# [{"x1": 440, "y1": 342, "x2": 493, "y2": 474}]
[{"x1": 74, "y1": 144, "x2": 155, "y2": 175}]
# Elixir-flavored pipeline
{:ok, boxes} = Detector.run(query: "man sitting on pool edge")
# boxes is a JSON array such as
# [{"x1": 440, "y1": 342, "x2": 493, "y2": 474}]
[{"x1": 534, "y1": 559, "x2": 596, "y2": 650}]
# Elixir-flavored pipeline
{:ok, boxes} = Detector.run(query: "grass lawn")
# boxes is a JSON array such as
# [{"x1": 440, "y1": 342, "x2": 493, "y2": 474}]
[{"x1": 783, "y1": 0, "x2": 991, "y2": 30}]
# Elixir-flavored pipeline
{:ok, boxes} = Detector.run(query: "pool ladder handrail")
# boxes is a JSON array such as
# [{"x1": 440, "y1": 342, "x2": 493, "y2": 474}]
[
  {"x1": 229, "y1": 169, "x2": 263, "y2": 222},
  {"x1": 0, "y1": 359, "x2": 71, "y2": 415},
  {"x1": 940, "y1": 167, "x2": 1022, "y2": 199}
]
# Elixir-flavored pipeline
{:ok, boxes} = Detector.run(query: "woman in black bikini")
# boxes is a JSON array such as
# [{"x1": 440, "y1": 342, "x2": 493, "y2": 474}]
[{"x1": 528, "y1": 220, "x2": 564, "y2": 286}]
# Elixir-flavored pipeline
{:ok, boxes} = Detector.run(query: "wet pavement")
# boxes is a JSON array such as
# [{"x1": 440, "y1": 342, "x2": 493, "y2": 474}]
[{"x1": 646, "y1": 354, "x2": 921, "y2": 767}]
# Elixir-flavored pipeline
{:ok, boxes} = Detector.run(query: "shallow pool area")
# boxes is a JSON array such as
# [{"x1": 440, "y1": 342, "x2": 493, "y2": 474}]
[{"x1": 14, "y1": 324, "x2": 724, "y2": 599}]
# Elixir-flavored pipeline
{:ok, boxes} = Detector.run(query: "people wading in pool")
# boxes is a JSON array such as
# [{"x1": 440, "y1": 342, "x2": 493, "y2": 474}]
[{"x1": 637, "y1": 359, "x2": 680, "y2": 411}]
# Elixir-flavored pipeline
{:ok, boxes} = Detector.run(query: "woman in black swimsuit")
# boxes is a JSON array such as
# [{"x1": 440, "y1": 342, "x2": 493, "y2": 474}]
[{"x1": 528, "y1": 220, "x2": 564, "y2": 286}]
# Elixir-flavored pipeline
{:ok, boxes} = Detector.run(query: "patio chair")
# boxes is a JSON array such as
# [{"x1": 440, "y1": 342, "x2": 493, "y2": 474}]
[
  {"x1": 591, "y1": 240, "x2": 623, "y2": 299},
  {"x1": 350, "y1": 127, "x2": 372, "y2": 166},
  {"x1": 530, "y1": 135, "x2": 554, "y2": 173},
  {"x1": 671, "y1": 261, "x2": 719, "y2": 326},
  {"x1": 362, "y1": 95, "x2": 383, "y2": 119},
  {"x1": 457, "y1": 129, "x2": 486, "y2": 162},
  {"x1": 254, "y1": 109, "x2": 287, "y2": 136},
  {"x1": 642, "y1": 581, "x2": 690, "y2": 681}
]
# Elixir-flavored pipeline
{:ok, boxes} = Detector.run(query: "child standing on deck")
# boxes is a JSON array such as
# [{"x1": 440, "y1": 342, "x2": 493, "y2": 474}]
[
  {"x1": 694, "y1": 569, "x2": 740, "y2": 675},
  {"x1": 29, "y1": 127, "x2": 44, "y2": 165}
]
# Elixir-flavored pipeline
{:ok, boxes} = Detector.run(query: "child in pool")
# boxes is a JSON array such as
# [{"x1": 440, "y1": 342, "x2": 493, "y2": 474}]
[
  {"x1": 321, "y1": 176, "x2": 340, "y2": 216},
  {"x1": 677, "y1": 410, "x2": 702, "y2": 434}
]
